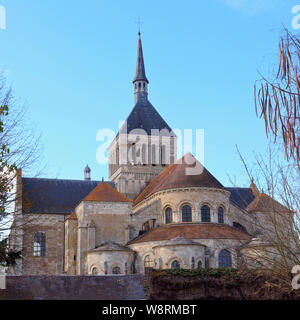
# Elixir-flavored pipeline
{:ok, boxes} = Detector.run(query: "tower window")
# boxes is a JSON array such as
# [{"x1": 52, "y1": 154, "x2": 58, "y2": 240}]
[{"x1": 151, "y1": 144, "x2": 156, "y2": 166}]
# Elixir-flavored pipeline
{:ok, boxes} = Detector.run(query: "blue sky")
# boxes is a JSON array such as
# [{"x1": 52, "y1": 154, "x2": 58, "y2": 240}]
[{"x1": 0, "y1": 0, "x2": 297, "y2": 187}]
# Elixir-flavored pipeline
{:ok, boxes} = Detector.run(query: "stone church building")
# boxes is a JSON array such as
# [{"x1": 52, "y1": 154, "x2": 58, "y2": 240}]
[{"x1": 8, "y1": 33, "x2": 294, "y2": 276}]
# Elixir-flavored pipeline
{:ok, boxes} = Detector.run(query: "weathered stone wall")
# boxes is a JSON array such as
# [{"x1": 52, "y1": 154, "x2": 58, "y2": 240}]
[
  {"x1": 0, "y1": 275, "x2": 147, "y2": 300},
  {"x1": 20, "y1": 214, "x2": 66, "y2": 275}
]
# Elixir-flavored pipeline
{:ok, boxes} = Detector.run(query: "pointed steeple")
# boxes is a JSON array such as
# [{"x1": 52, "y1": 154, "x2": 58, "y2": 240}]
[{"x1": 133, "y1": 32, "x2": 149, "y2": 103}]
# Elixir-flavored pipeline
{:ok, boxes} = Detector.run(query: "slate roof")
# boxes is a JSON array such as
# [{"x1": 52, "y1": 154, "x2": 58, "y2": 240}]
[
  {"x1": 133, "y1": 153, "x2": 225, "y2": 206},
  {"x1": 22, "y1": 178, "x2": 115, "y2": 214},
  {"x1": 118, "y1": 97, "x2": 174, "y2": 136},
  {"x1": 133, "y1": 32, "x2": 148, "y2": 83},
  {"x1": 226, "y1": 187, "x2": 255, "y2": 210},
  {"x1": 128, "y1": 223, "x2": 251, "y2": 245},
  {"x1": 84, "y1": 182, "x2": 132, "y2": 203}
]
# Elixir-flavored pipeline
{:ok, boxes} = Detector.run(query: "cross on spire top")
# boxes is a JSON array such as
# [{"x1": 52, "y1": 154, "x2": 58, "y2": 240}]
[{"x1": 135, "y1": 16, "x2": 144, "y2": 33}]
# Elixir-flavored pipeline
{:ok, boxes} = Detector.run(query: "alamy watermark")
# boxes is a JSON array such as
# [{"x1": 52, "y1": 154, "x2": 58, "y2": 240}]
[
  {"x1": 292, "y1": 265, "x2": 300, "y2": 290},
  {"x1": 0, "y1": 267, "x2": 5, "y2": 290},
  {"x1": 292, "y1": 5, "x2": 300, "y2": 30},
  {"x1": 96, "y1": 122, "x2": 205, "y2": 175},
  {"x1": 0, "y1": 5, "x2": 6, "y2": 30}
]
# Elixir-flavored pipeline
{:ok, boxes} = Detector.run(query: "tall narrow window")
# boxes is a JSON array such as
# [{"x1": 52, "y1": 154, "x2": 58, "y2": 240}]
[
  {"x1": 182, "y1": 205, "x2": 192, "y2": 222},
  {"x1": 171, "y1": 260, "x2": 180, "y2": 269},
  {"x1": 197, "y1": 260, "x2": 202, "y2": 268},
  {"x1": 201, "y1": 205, "x2": 211, "y2": 222},
  {"x1": 151, "y1": 144, "x2": 156, "y2": 166},
  {"x1": 33, "y1": 232, "x2": 46, "y2": 257},
  {"x1": 142, "y1": 144, "x2": 147, "y2": 165},
  {"x1": 104, "y1": 261, "x2": 108, "y2": 275},
  {"x1": 218, "y1": 207, "x2": 224, "y2": 223},
  {"x1": 165, "y1": 207, "x2": 173, "y2": 224},
  {"x1": 191, "y1": 257, "x2": 195, "y2": 269},
  {"x1": 125, "y1": 262, "x2": 128, "y2": 275},
  {"x1": 131, "y1": 143, "x2": 136, "y2": 165},
  {"x1": 205, "y1": 248, "x2": 210, "y2": 268},
  {"x1": 144, "y1": 255, "x2": 152, "y2": 268},
  {"x1": 218, "y1": 249, "x2": 232, "y2": 268},
  {"x1": 161, "y1": 145, "x2": 166, "y2": 166},
  {"x1": 158, "y1": 258, "x2": 163, "y2": 270}
]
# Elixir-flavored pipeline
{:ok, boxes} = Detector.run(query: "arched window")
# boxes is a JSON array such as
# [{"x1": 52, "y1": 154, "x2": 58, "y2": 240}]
[
  {"x1": 112, "y1": 266, "x2": 121, "y2": 274},
  {"x1": 142, "y1": 144, "x2": 147, "y2": 165},
  {"x1": 182, "y1": 205, "x2": 192, "y2": 222},
  {"x1": 144, "y1": 255, "x2": 152, "y2": 268},
  {"x1": 171, "y1": 260, "x2": 180, "y2": 269},
  {"x1": 191, "y1": 257, "x2": 195, "y2": 269},
  {"x1": 125, "y1": 262, "x2": 128, "y2": 275},
  {"x1": 201, "y1": 205, "x2": 211, "y2": 222},
  {"x1": 197, "y1": 260, "x2": 202, "y2": 268},
  {"x1": 33, "y1": 232, "x2": 46, "y2": 257},
  {"x1": 91, "y1": 267, "x2": 98, "y2": 275},
  {"x1": 131, "y1": 143, "x2": 136, "y2": 165},
  {"x1": 205, "y1": 248, "x2": 210, "y2": 268},
  {"x1": 233, "y1": 222, "x2": 247, "y2": 233},
  {"x1": 104, "y1": 261, "x2": 108, "y2": 275},
  {"x1": 151, "y1": 144, "x2": 156, "y2": 166},
  {"x1": 165, "y1": 207, "x2": 173, "y2": 224},
  {"x1": 218, "y1": 207, "x2": 224, "y2": 223},
  {"x1": 158, "y1": 257, "x2": 163, "y2": 270},
  {"x1": 161, "y1": 145, "x2": 166, "y2": 166},
  {"x1": 218, "y1": 249, "x2": 232, "y2": 268},
  {"x1": 139, "y1": 82, "x2": 141, "y2": 88}
]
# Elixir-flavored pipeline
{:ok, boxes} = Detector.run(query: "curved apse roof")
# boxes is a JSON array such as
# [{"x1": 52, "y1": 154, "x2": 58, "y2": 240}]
[
  {"x1": 134, "y1": 153, "x2": 225, "y2": 206},
  {"x1": 128, "y1": 223, "x2": 251, "y2": 245}
]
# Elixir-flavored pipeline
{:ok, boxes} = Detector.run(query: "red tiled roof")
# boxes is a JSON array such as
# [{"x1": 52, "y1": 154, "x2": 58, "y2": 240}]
[
  {"x1": 128, "y1": 223, "x2": 251, "y2": 244},
  {"x1": 134, "y1": 153, "x2": 224, "y2": 206},
  {"x1": 84, "y1": 182, "x2": 132, "y2": 203},
  {"x1": 247, "y1": 193, "x2": 292, "y2": 214}
]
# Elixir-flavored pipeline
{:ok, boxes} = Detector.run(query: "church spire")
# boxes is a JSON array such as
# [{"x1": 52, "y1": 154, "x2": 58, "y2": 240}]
[{"x1": 133, "y1": 32, "x2": 149, "y2": 103}]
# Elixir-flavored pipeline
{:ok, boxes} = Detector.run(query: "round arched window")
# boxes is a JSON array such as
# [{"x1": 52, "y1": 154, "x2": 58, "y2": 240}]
[
  {"x1": 218, "y1": 249, "x2": 232, "y2": 268},
  {"x1": 112, "y1": 266, "x2": 121, "y2": 274},
  {"x1": 91, "y1": 267, "x2": 98, "y2": 275},
  {"x1": 165, "y1": 207, "x2": 173, "y2": 224},
  {"x1": 171, "y1": 260, "x2": 180, "y2": 269},
  {"x1": 144, "y1": 255, "x2": 152, "y2": 268},
  {"x1": 218, "y1": 207, "x2": 224, "y2": 223},
  {"x1": 182, "y1": 205, "x2": 192, "y2": 222},
  {"x1": 197, "y1": 260, "x2": 202, "y2": 268},
  {"x1": 201, "y1": 205, "x2": 211, "y2": 222}
]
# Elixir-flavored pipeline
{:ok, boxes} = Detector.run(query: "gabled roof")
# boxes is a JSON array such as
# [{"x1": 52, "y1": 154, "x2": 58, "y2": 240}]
[
  {"x1": 117, "y1": 97, "x2": 173, "y2": 136},
  {"x1": 128, "y1": 223, "x2": 251, "y2": 245},
  {"x1": 246, "y1": 192, "x2": 292, "y2": 214},
  {"x1": 84, "y1": 182, "x2": 132, "y2": 203},
  {"x1": 134, "y1": 153, "x2": 225, "y2": 206},
  {"x1": 90, "y1": 241, "x2": 133, "y2": 252},
  {"x1": 22, "y1": 178, "x2": 115, "y2": 214}
]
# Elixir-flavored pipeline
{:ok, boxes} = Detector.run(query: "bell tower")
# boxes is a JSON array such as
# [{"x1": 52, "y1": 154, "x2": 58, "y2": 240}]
[{"x1": 108, "y1": 33, "x2": 177, "y2": 200}]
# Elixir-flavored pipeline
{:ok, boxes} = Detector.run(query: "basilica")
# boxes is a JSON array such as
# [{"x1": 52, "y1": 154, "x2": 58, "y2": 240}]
[{"x1": 8, "y1": 33, "x2": 293, "y2": 276}]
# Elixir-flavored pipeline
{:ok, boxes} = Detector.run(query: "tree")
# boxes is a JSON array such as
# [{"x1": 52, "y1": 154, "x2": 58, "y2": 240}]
[
  {"x1": 254, "y1": 28, "x2": 300, "y2": 167},
  {"x1": 0, "y1": 72, "x2": 42, "y2": 266}
]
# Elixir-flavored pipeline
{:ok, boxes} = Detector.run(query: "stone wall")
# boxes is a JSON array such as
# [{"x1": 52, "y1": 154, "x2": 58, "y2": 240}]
[{"x1": 0, "y1": 275, "x2": 147, "y2": 300}]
